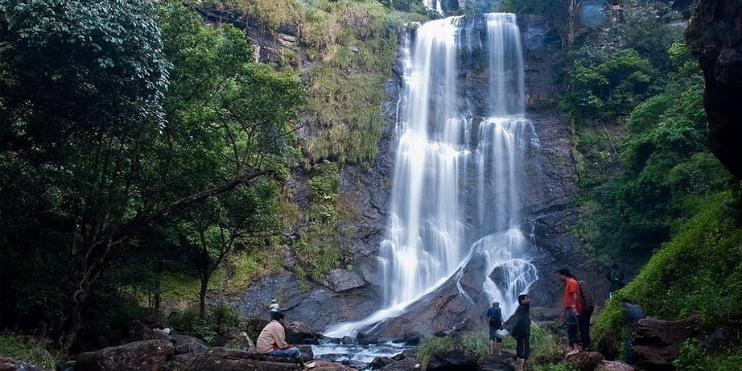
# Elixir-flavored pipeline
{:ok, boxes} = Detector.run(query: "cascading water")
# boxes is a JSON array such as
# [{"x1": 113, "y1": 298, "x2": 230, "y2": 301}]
[
  {"x1": 423, "y1": 0, "x2": 444, "y2": 15},
  {"x1": 324, "y1": 13, "x2": 539, "y2": 338}
]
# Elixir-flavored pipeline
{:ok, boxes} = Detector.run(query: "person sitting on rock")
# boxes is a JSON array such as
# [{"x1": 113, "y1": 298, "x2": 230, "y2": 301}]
[{"x1": 256, "y1": 311, "x2": 316, "y2": 370}]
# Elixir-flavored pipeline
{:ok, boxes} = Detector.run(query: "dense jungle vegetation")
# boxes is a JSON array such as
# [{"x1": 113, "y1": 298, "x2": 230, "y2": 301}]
[{"x1": 1, "y1": 0, "x2": 741, "y2": 370}]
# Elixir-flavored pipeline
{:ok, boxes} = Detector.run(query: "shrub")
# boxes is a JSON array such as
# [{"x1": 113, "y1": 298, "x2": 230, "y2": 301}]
[
  {"x1": 167, "y1": 309, "x2": 218, "y2": 344},
  {"x1": 530, "y1": 323, "x2": 565, "y2": 366},
  {"x1": 460, "y1": 331, "x2": 488, "y2": 358},
  {"x1": 0, "y1": 332, "x2": 58, "y2": 371},
  {"x1": 593, "y1": 188, "x2": 742, "y2": 362},
  {"x1": 417, "y1": 336, "x2": 452, "y2": 368}
]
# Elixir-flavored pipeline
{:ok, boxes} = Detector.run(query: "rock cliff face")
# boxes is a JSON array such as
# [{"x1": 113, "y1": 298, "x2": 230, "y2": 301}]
[
  {"x1": 238, "y1": 14, "x2": 613, "y2": 338},
  {"x1": 685, "y1": 0, "x2": 742, "y2": 180}
]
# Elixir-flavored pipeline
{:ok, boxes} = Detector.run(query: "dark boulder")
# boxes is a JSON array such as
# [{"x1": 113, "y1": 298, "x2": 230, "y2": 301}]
[
  {"x1": 0, "y1": 357, "x2": 45, "y2": 371},
  {"x1": 686, "y1": 0, "x2": 742, "y2": 179},
  {"x1": 595, "y1": 361, "x2": 634, "y2": 371},
  {"x1": 169, "y1": 333, "x2": 208, "y2": 354},
  {"x1": 321, "y1": 268, "x2": 367, "y2": 292},
  {"x1": 378, "y1": 357, "x2": 420, "y2": 371},
  {"x1": 341, "y1": 359, "x2": 368, "y2": 370},
  {"x1": 564, "y1": 350, "x2": 606, "y2": 371},
  {"x1": 369, "y1": 356, "x2": 394, "y2": 369},
  {"x1": 286, "y1": 321, "x2": 322, "y2": 345},
  {"x1": 127, "y1": 320, "x2": 170, "y2": 342},
  {"x1": 75, "y1": 339, "x2": 174, "y2": 371},
  {"x1": 479, "y1": 358, "x2": 515, "y2": 371},
  {"x1": 356, "y1": 332, "x2": 379, "y2": 345},
  {"x1": 425, "y1": 345, "x2": 479, "y2": 371},
  {"x1": 632, "y1": 316, "x2": 701, "y2": 371}
]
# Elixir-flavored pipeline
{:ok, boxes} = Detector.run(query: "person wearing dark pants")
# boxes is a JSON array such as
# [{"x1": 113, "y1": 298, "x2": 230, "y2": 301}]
[
  {"x1": 622, "y1": 297, "x2": 645, "y2": 364},
  {"x1": 577, "y1": 279, "x2": 596, "y2": 351},
  {"x1": 511, "y1": 293, "x2": 531, "y2": 371},
  {"x1": 556, "y1": 268, "x2": 582, "y2": 356},
  {"x1": 486, "y1": 300, "x2": 504, "y2": 355}
]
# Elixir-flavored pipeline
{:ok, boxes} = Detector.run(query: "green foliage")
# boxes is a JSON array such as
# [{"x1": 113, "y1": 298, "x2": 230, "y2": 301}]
[
  {"x1": 417, "y1": 336, "x2": 453, "y2": 368},
  {"x1": 620, "y1": 5, "x2": 684, "y2": 67},
  {"x1": 301, "y1": 0, "x2": 399, "y2": 165},
  {"x1": 529, "y1": 324, "x2": 566, "y2": 367},
  {"x1": 0, "y1": 332, "x2": 58, "y2": 371},
  {"x1": 227, "y1": 0, "x2": 302, "y2": 30},
  {"x1": 0, "y1": 0, "x2": 170, "y2": 351},
  {"x1": 532, "y1": 363, "x2": 577, "y2": 371},
  {"x1": 572, "y1": 42, "x2": 733, "y2": 260},
  {"x1": 295, "y1": 160, "x2": 344, "y2": 281},
  {"x1": 168, "y1": 309, "x2": 218, "y2": 343},
  {"x1": 459, "y1": 331, "x2": 489, "y2": 358},
  {"x1": 1, "y1": 0, "x2": 307, "y2": 352},
  {"x1": 558, "y1": 49, "x2": 653, "y2": 120},
  {"x1": 166, "y1": 303, "x2": 241, "y2": 345},
  {"x1": 385, "y1": 0, "x2": 437, "y2": 15},
  {"x1": 673, "y1": 338, "x2": 742, "y2": 371},
  {"x1": 593, "y1": 188, "x2": 742, "y2": 363},
  {"x1": 221, "y1": 250, "x2": 266, "y2": 295},
  {"x1": 159, "y1": 271, "x2": 201, "y2": 301},
  {"x1": 209, "y1": 302, "x2": 242, "y2": 332}
]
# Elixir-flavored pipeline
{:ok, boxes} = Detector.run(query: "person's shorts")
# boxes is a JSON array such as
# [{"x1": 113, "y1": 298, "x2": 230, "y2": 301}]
[
  {"x1": 489, "y1": 326, "x2": 503, "y2": 342},
  {"x1": 516, "y1": 337, "x2": 530, "y2": 359}
]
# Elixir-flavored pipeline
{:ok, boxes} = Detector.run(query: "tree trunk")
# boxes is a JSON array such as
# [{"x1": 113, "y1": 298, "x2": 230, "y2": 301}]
[
  {"x1": 568, "y1": 0, "x2": 579, "y2": 49},
  {"x1": 199, "y1": 275, "x2": 209, "y2": 319}
]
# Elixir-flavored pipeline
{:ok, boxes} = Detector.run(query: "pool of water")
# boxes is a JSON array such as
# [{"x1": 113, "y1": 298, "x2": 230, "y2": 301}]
[{"x1": 311, "y1": 342, "x2": 416, "y2": 364}]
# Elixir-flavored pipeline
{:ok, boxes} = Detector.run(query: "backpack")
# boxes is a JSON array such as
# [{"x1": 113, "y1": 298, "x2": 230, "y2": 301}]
[{"x1": 577, "y1": 280, "x2": 595, "y2": 311}]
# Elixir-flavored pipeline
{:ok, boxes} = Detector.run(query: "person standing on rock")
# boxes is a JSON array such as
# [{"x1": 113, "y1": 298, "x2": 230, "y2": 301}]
[
  {"x1": 556, "y1": 268, "x2": 582, "y2": 356},
  {"x1": 485, "y1": 300, "x2": 504, "y2": 355},
  {"x1": 511, "y1": 292, "x2": 531, "y2": 371},
  {"x1": 607, "y1": 263, "x2": 625, "y2": 298},
  {"x1": 256, "y1": 311, "x2": 316, "y2": 370},
  {"x1": 577, "y1": 278, "x2": 596, "y2": 351},
  {"x1": 621, "y1": 297, "x2": 645, "y2": 365}
]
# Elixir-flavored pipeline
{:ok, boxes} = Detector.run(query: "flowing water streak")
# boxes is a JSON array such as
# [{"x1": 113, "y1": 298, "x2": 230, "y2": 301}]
[
  {"x1": 381, "y1": 16, "x2": 470, "y2": 308},
  {"x1": 423, "y1": 0, "x2": 444, "y2": 15},
  {"x1": 477, "y1": 14, "x2": 539, "y2": 316},
  {"x1": 324, "y1": 14, "x2": 539, "y2": 338}
]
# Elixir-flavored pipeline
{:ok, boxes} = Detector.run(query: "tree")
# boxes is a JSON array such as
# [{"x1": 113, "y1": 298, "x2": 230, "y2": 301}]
[
  {"x1": 0, "y1": 0, "x2": 170, "y2": 353},
  {"x1": 0, "y1": 0, "x2": 306, "y2": 355},
  {"x1": 172, "y1": 180, "x2": 281, "y2": 319}
]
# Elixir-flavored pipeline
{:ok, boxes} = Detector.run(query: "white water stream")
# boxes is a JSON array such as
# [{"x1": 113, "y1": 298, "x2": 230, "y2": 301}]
[{"x1": 325, "y1": 13, "x2": 539, "y2": 339}]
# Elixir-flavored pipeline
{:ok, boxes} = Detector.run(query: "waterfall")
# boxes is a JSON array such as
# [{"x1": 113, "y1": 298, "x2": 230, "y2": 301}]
[
  {"x1": 423, "y1": 0, "x2": 444, "y2": 15},
  {"x1": 325, "y1": 13, "x2": 539, "y2": 337}
]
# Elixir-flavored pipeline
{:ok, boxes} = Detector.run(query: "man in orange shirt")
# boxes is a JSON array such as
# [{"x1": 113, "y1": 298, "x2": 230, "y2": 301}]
[{"x1": 556, "y1": 268, "x2": 582, "y2": 356}]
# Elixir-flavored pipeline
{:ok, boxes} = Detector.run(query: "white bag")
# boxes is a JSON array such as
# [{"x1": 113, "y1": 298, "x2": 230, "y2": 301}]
[{"x1": 495, "y1": 329, "x2": 509, "y2": 338}]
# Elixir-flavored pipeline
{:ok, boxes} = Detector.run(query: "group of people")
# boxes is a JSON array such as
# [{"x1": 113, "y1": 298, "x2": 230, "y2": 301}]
[
  {"x1": 557, "y1": 265, "x2": 641, "y2": 362},
  {"x1": 485, "y1": 293, "x2": 532, "y2": 371},
  {"x1": 556, "y1": 268, "x2": 596, "y2": 356},
  {"x1": 484, "y1": 264, "x2": 630, "y2": 371},
  {"x1": 260, "y1": 263, "x2": 630, "y2": 371}
]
